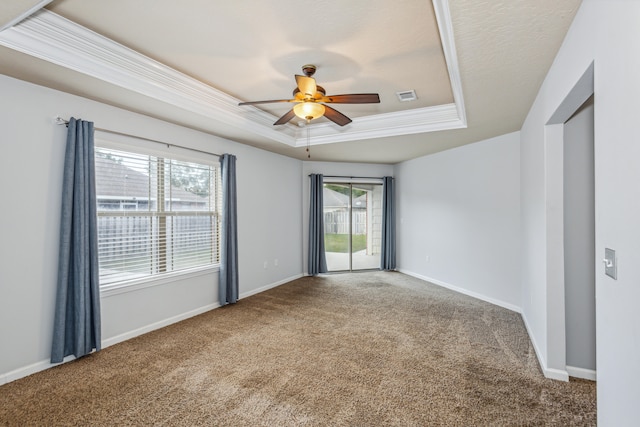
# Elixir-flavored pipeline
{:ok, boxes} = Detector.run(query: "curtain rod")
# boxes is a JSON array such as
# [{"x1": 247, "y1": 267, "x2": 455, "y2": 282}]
[
  {"x1": 312, "y1": 175, "x2": 392, "y2": 180},
  {"x1": 55, "y1": 116, "x2": 223, "y2": 158}
]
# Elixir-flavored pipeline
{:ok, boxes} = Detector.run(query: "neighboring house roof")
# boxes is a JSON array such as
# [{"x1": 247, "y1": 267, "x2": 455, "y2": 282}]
[
  {"x1": 323, "y1": 188, "x2": 349, "y2": 210},
  {"x1": 323, "y1": 188, "x2": 367, "y2": 210},
  {"x1": 95, "y1": 155, "x2": 207, "y2": 202}
]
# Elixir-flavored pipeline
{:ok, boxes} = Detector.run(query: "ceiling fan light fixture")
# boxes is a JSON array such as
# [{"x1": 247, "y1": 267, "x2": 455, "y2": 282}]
[
  {"x1": 294, "y1": 102, "x2": 325, "y2": 122},
  {"x1": 239, "y1": 65, "x2": 379, "y2": 127}
]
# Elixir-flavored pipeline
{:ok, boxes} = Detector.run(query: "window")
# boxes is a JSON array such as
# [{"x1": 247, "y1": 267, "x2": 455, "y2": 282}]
[{"x1": 95, "y1": 146, "x2": 220, "y2": 286}]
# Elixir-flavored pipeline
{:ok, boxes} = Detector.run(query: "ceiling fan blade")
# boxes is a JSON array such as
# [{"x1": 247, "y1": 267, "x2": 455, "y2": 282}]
[
  {"x1": 238, "y1": 99, "x2": 294, "y2": 106},
  {"x1": 273, "y1": 109, "x2": 296, "y2": 125},
  {"x1": 295, "y1": 75, "x2": 317, "y2": 98},
  {"x1": 323, "y1": 105, "x2": 352, "y2": 126},
  {"x1": 319, "y1": 94, "x2": 380, "y2": 104}
]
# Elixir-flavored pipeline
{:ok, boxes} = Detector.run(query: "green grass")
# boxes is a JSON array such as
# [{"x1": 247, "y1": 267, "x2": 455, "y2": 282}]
[{"x1": 324, "y1": 234, "x2": 367, "y2": 253}]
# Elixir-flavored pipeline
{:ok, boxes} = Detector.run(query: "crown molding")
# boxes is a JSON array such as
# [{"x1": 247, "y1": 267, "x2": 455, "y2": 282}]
[
  {"x1": 433, "y1": 0, "x2": 467, "y2": 126},
  {"x1": 0, "y1": 10, "x2": 298, "y2": 146},
  {"x1": 295, "y1": 104, "x2": 464, "y2": 147},
  {"x1": 0, "y1": 2, "x2": 466, "y2": 148}
]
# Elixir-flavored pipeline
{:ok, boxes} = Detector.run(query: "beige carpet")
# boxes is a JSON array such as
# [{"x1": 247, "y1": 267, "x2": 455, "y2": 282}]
[{"x1": 0, "y1": 272, "x2": 595, "y2": 426}]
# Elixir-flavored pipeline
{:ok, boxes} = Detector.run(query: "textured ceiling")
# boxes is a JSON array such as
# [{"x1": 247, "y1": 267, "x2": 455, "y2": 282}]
[
  {"x1": 0, "y1": 0, "x2": 582, "y2": 163},
  {"x1": 0, "y1": 0, "x2": 50, "y2": 30}
]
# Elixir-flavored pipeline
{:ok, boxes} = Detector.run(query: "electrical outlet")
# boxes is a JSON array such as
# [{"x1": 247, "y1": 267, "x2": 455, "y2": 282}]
[
  {"x1": 274, "y1": 259, "x2": 278, "y2": 266},
  {"x1": 263, "y1": 261, "x2": 268, "y2": 269},
  {"x1": 425, "y1": 255, "x2": 430, "y2": 263}
]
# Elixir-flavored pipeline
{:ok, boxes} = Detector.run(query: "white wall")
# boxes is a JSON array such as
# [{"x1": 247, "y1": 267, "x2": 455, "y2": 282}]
[
  {"x1": 394, "y1": 132, "x2": 521, "y2": 311},
  {"x1": 520, "y1": 0, "x2": 640, "y2": 424},
  {"x1": 0, "y1": 74, "x2": 303, "y2": 384},
  {"x1": 301, "y1": 161, "x2": 394, "y2": 274}
]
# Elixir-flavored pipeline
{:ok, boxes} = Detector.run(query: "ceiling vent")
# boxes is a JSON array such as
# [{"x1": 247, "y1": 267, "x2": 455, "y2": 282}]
[{"x1": 396, "y1": 90, "x2": 417, "y2": 102}]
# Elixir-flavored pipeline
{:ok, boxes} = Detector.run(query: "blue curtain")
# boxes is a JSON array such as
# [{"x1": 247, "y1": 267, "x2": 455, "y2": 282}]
[
  {"x1": 51, "y1": 118, "x2": 101, "y2": 363},
  {"x1": 219, "y1": 154, "x2": 239, "y2": 305},
  {"x1": 308, "y1": 174, "x2": 327, "y2": 275},
  {"x1": 381, "y1": 176, "x2": 396, "y2": 271}
]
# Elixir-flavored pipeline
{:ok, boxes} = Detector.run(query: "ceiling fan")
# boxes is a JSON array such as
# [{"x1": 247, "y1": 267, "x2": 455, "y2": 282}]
[{"x1": 238, "y1": 64, "x2": 380, "y2": 126}]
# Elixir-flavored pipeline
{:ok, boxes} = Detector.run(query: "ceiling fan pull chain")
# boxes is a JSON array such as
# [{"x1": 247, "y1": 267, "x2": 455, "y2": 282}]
[{"x1": 307, "y1": 124, "x2": 311, "y2": 158}]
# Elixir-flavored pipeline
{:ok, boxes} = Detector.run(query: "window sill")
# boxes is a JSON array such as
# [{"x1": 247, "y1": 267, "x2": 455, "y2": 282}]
[{"x1": 100, "y1": 265, "x2": 220, "y2": 298}]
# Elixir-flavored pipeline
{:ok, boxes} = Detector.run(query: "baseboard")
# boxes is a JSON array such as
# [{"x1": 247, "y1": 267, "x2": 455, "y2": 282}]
[
  {"x1": 101, "y1": 303, "x2": 220, "y2": 348},
  {"x1": 541, "y1": 367, "x2": 569, "y2": 382},
  {"x1": 397, "y1": 269, "x2": 522, "y2": 313},
  {"x1": 0, "y1": 303, "x2": 219, "y2": 387},
  {"x1": 397, "y1": 270, "x2": 572, "y2": 382},
  {"x1": 0, "y1": 354, "x2": 78, "y2": 386},
  {"x1": 521, "y1": 312, "x2": 569, "y2": 382},
  {"x1": 239, "y1": 274, "x2": 303, "y2": 299},
  {"x1": 0, "y1": 274, "x2": 302, "y2": 386},
  {"x1": 566, "y1": 365, "x2": 597, "y2": 381},
  {"x1": 101, "y1": 275, "x2": 304, "y2": 349}
]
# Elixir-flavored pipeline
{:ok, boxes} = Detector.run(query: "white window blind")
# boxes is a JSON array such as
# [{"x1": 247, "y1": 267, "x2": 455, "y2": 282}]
[{"x1": 94, "y1": 146, "x2": 220, "y2": 286}]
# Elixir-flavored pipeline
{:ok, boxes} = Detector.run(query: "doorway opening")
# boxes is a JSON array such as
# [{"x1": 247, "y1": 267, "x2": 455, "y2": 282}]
[
  {"x1": 323, "y1": 182, "x2": 382, "y2": 272},
  {"x1": 543, "y1": 61, "x2": 596, "y2": 381},
  {"x1": 563, "y1": 95, "x2": 596, "y2": 380}
]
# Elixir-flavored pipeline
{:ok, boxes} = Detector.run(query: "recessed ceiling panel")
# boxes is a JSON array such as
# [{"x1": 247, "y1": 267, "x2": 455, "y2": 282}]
[{"x1": 46, "y1": 0, "x2": 453, "y2": 119}]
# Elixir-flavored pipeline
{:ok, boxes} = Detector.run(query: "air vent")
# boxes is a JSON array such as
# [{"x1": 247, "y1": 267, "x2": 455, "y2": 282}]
[{"x1": 396, "y1": 90, "x2": 417, "y2": 102}]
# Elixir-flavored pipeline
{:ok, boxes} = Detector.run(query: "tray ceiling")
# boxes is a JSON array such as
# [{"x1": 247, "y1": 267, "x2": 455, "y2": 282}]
[{"x1": 0, "y1": 0, "x2": 581, "y2": 163}]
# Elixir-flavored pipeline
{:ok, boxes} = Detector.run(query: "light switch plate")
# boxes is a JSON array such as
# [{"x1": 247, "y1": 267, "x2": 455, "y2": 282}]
[{"x1": 604, "y1": 248, "x2": 617, "y2": 280}]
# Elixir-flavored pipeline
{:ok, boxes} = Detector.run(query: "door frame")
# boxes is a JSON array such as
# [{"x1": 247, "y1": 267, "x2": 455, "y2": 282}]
[
  {"x1": 543, "y1": 62, "x2": 595, "y2": 380},
  {"x1": 323, "y1": 179, "x2": 383, "y2": 272}
]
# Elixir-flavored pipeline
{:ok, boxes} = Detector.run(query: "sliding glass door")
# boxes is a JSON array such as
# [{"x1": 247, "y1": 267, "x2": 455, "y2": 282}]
[{"x1": 323, "y1": 182, "x2": 382, "y2": 272}]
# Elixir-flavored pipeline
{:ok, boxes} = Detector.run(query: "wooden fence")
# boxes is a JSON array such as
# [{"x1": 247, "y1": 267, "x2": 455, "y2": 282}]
[
  {"x1": 324, "y1": 209, "x2": 367, "y2": 234},
  {"x1": 97, "y1": 215, "x2": 216, "y2": 275}
]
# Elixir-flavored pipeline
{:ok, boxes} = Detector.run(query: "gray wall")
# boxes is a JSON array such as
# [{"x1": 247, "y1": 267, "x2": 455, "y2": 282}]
[
  {"x1": 520, "y1": 1, "x2": 640, "y2": 423},
  {"x1": 0, "y1": 74, "x2": 303, "y2": 383},
  {"x1": 563, "y1": 96, "x2": 596, "y2": 372},
  {"x1": 394, "y1": 132, "x2": 521, "y2": 311}
]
